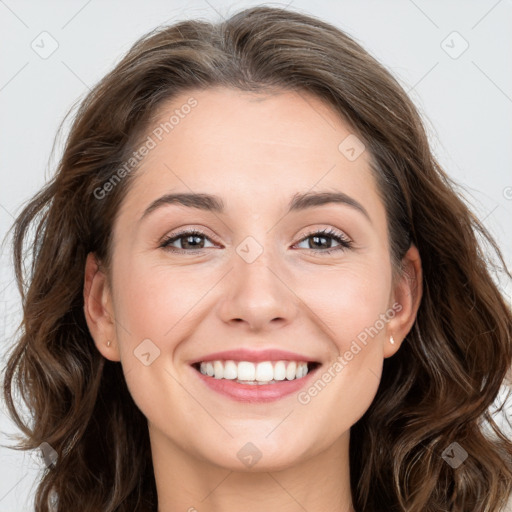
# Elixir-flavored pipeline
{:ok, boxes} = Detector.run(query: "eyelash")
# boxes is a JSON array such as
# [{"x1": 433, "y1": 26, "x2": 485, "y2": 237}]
[{"x1": 159, "y1": 227, "x2": 353, "y2": 255}]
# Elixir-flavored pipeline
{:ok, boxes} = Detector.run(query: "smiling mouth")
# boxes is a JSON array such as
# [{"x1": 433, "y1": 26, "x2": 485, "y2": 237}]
[{"x1": 191, "y1": 360, "x2": 321, "y2": 384}]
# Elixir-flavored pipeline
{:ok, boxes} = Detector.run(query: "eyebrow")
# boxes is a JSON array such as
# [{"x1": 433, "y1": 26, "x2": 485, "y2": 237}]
[{"x1": 139, "y1": 190, "x2": 371, "y2": 223}]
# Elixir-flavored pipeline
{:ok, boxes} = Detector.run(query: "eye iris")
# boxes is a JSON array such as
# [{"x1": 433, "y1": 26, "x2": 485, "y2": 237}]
[
  {"x1": 181, "y1": 234, "x2": 204, "y2": 249},
  {"x1": 310, "y1": 234, "x2": 332, "y2": 250}
]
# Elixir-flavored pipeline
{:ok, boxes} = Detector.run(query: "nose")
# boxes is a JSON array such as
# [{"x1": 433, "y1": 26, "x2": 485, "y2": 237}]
[{"x1": 216, "y1": 247, "x2": 298, "y2": 333}]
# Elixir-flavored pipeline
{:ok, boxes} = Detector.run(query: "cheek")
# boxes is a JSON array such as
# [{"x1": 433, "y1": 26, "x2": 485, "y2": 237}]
[
  {"x1": 294, "y1": 264, "x2": 390, "y2": 421},
  {"x1": 300, "y1": 346, "x2": 383, "y2": 445},
  {"x1": 300, "y1": 262, "x2": 391, "y2": 345},
  {"x1": 112, "y1": 256, "x2": 195, "y2": 343},
  {"x1": 110, "y1": 259, "x2": 197, "y2": 427}
]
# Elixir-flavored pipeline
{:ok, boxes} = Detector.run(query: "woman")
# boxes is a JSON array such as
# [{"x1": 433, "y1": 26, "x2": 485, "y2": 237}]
[{"x1": 3, "y1": 5, "x2": 512, "y2": 511}]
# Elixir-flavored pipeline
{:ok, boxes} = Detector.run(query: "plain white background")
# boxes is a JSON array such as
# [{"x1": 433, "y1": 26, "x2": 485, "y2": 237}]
[{"x1": 1, "y1": 0, "x2": 511, "y2": 510}]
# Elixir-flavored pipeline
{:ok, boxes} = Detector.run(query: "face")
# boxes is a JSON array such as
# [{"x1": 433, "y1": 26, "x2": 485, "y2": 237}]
[{"x1": 85, "y1": 86, "x2": 421, "y2": 472}]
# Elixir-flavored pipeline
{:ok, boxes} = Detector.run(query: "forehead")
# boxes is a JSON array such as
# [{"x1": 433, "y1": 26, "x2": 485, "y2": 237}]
[{"x1": 118, "y1": 86, "x2": 383, "y2": 223}]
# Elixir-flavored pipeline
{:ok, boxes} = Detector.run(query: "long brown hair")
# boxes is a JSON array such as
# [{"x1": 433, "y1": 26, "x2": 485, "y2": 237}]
[{"x1": 3, "y1": 6, "x2": 511, "y2": 511}]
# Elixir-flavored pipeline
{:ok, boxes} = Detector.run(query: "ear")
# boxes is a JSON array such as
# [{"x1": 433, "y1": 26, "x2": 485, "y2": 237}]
[
  {"x1": 83, "y1": 252, "x2": 120, "y2": 362},
  {"x1": 383, "y1": 244, "x2": 423, "y2": 358}
]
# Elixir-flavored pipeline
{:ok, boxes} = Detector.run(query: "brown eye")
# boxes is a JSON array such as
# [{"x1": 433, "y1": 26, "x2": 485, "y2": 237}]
[
  {"x1": 295, "y1": 228, "x2": 352, "y2": 255},
  {"x1": 159, "y1": 229, "x2": 216, "y2": 253}
]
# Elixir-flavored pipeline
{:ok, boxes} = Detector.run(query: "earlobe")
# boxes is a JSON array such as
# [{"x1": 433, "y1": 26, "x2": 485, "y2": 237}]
[
  {"x1": 83, "y1": 252, "x2": 120, "y2": 362},
  {"x1": 383, "y1": 244, "x2": 423, "y2": 358}
]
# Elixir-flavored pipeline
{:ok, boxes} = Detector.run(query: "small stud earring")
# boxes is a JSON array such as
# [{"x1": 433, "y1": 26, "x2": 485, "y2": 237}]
[
  {"x1": 390, "y1": 335, "x2": 395, "y2": 345},
  {"x1": 106, "y1": 340, "x2": 111, "y2": 347}
]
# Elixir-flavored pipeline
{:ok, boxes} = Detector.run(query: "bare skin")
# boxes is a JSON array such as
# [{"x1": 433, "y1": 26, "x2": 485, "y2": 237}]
[{"x1": 84, "y1": 86, "x2": 422, "y2": 512}]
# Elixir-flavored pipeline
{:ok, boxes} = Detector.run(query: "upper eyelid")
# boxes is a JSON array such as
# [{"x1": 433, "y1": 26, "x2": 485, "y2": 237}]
[
  {"x1": 298, "y1": 227, "x2": 351, "y2": 241},
  {"x1": 167, "y1": 227, "x2": 219, "y2": 242}
]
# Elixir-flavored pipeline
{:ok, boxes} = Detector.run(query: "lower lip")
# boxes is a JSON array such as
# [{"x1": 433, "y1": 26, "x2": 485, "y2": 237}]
[{"x1": 191, "y1": 365, "x2": 320, "y2": 403}]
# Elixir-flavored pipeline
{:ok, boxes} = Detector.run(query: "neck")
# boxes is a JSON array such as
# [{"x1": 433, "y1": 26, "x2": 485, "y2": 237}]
[{"x1": 151, "y1": 427, "x2": 354, "y2": 512}]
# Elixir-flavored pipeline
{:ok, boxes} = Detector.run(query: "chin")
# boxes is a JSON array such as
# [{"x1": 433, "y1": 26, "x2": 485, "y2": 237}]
[{"x1": 197, "y1": 435, "x2": 313, "y2": 472}]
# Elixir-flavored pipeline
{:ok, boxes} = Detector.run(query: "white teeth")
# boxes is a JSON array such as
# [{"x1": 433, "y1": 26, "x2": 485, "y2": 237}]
[
  {"x1": 237, "y1": 361, "x2": 256, "y2": 381},
  {"x1": 213, "y1": 360, "x2": 224, "y2": 379},
  {"x1": 286, "y1": 361, "x2": 297, "y2": 380},
  {"x1": 255, "y1": 361, "x2": 274, "y2": 382},
  {"x1": 197, "y1": 359, "x2": 311, "y2": 382},
  {"x1": 222, "y1": 360, "x2": 237, "y2": 380},
  {"x1": 274, "y1": 361, "x2": 286, "y2": 381}
]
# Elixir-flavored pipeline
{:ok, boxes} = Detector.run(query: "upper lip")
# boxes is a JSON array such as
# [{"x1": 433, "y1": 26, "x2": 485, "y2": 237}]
[{"x1": 190, "y1": 348, "x2": 320, "y2": 365}]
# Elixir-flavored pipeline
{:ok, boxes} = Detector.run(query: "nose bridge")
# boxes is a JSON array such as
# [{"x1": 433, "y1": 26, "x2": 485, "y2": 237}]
[
  {"x1": 238, "y1": 235, "x2": 278, "y2": 289},
  {"x1": 235, "y1": 231, "x2": 285, "y2": 302},
  {"x1": 216, "y1": 229, "x2": 297, "y2": 329}
]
